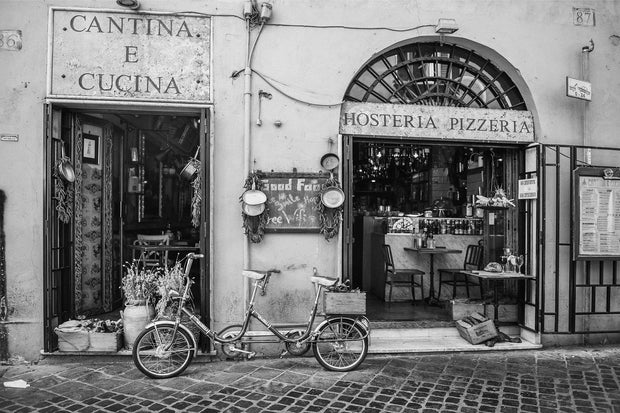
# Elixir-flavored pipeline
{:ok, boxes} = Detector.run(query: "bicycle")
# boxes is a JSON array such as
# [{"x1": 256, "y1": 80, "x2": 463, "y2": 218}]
[{"x1": 132, "y1": 252, "x2": 370, "y2": 379}]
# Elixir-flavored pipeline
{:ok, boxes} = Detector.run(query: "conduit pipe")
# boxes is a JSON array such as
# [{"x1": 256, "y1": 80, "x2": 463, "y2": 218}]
[
  {"x1": 581, "y1": 40, "x2": 594, "y2": 164},
  {"x1": 242, "y1": 14, "x2": 266, "y2": 314}
]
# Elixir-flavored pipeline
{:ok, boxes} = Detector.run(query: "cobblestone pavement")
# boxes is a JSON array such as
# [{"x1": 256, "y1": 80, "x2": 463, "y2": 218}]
[{"x1": 1, "y1": 346, "x2": 619, "y2": 412}]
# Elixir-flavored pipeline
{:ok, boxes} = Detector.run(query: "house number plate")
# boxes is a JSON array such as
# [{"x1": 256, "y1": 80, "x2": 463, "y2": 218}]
[{"x1": 0, "y1": 30, "x2": 22, "y2": 51}]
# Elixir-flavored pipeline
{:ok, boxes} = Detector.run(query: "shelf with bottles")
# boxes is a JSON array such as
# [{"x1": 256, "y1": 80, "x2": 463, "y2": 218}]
[{"x1": 387, "y1": 216, "x2": 484, "y2": 235}]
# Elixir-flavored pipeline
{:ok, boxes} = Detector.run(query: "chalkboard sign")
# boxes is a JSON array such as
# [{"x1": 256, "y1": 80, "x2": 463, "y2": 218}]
[
  {"x1": 573, "y1": 167, "x2": 620, "y2": 260},
  {"x1": 261, "y1": 172, "x2": 330, "y2": 233}
]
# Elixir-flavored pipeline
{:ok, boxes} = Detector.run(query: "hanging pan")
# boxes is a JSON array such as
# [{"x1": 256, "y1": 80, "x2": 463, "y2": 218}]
[
  {"x1": 180, "y1": 147, "x2": 200, "y2": 181},
  {"x1": 242, "y1": 181, "x2": 267, "y2": 206},
  {"x1": 320, "y1": 153, "x2": 340, "y2": 171},
  {"x1": 242, "y1": 201, "x2": 265, "y2": 216},
  {"x1": 321, "y1": 186, "x2": 345, "y2": 209},
  {"x1": 57, "y1": 143, "x2": 75, "y2": 183}
]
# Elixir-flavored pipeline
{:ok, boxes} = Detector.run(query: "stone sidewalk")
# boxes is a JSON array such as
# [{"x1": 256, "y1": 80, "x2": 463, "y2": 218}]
[{"x1": 1, "y1": 346, "x2": 619, "y2": 412}]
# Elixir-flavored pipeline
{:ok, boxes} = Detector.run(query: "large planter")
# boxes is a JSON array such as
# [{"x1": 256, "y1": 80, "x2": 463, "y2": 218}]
[{"x1": 122, "y1": 301, "x2": 155, "y2": 349}]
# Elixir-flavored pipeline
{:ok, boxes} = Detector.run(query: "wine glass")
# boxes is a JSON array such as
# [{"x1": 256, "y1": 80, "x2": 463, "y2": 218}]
[{"x1": 515, "y1": 255, "x2": 525, "y2": 274}]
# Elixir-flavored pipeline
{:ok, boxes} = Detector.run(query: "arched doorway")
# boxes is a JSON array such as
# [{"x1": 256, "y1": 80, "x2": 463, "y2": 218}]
[{"x1": 341, "y1": 40, "x2": 535, "y2": 325}]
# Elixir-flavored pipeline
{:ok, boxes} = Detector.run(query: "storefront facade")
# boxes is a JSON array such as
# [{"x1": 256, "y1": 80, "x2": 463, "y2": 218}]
[{"x1": 1, "y1": 0, "x2": 619, "y2": 360}]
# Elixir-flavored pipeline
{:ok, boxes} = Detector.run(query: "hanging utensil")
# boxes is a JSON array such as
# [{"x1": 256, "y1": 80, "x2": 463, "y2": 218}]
[
  {"x1": 57, "y1": 142, "x2": 75, "y2": 183},
  {"x1": 242, "y1": 180, "x2": 267, "y2": 205},
  {"x1": 180, "y1": 147, "x2": 200, "y2": 181}
]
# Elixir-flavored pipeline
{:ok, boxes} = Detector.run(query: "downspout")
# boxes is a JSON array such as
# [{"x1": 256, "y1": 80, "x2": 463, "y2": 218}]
[
  {"x1": 243, "y1": 17, "x2": 252, "y2": 314},
  {"x1": 580, "y1": 40, "x2": 593, "y2": 342},
  {"x1": 582, "y1": 40, "x2": 594, "y2": 165},
  {"x1": 242, "y1": 4, "x2": 266, "y2": 313}
]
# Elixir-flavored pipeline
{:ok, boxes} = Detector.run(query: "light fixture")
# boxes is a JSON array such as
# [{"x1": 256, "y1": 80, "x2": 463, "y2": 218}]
[
  {"x1": 116, "y1": 0, "x2": 140, "y2": 10},
  {"x1": 435, "y1": 18, "x2": 459, "y2": 34}
]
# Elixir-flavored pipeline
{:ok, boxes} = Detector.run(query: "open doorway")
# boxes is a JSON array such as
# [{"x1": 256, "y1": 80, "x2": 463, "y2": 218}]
[
  {"x1": 44, "y1": 105, "x2": 209, "y2": 351},
  {"x1": 347, "y1": 138, "x2": 524, "y2": 324}
]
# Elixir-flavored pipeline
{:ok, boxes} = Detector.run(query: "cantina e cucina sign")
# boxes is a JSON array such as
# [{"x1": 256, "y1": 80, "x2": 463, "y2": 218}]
[
  {"x1": 340, "y1": 102, "x2": 535, "y2": 143},
  {"x1": 48, "y1": 8, "x2": 211, "y2": 102}
]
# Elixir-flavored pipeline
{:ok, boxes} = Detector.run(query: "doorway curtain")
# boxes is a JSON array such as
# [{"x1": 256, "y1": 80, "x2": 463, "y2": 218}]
[{"x1": 73, "y1": 116, "x2": 114, "y2": 315}]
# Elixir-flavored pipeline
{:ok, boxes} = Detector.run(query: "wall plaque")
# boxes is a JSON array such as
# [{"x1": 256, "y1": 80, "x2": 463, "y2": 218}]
[{"x1": 48, "y1": 8, "x2": 211, "y2": 102}]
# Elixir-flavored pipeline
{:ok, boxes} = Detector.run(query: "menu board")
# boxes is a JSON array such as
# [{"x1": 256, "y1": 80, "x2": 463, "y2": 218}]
[
  {"x1": 574, "y1": 167, "x2": 620, "y2": 260},
  {"x1": 260, "y1": 172, "x2": 329, "y2": 233}
]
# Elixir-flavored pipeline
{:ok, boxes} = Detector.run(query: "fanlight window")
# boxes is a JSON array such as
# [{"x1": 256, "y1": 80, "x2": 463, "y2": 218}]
[{"x1": 344, "y1": 42, "x2": 527, "y2": 110}]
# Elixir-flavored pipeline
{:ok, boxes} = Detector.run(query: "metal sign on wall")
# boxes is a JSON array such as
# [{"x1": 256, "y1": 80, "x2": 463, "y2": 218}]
[
  {"x1": 340, "y1": 102, "x2": 535, "y2": 143},
  {"x1": 48, "y1": 8, "x2": 211, "y2": 103}
]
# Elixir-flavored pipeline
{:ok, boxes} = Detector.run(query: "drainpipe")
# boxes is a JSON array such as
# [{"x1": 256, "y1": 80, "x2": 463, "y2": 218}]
[
  {"x1": 582, "y1": 40, "x2": 594, "y2": 164},
  {"x1": 243, "y1": 17, "x2": 252, "y2": 314},
  {"x1": 242, "y1": 4, "x2": 266, "y2": 313}
]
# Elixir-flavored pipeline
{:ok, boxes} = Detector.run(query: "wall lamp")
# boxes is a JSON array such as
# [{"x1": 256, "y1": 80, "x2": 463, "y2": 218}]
[
  {"x1": 116, "y1": 0, "x2": 140, "y2": 10},
  {"x1": 435, "y1": 18, "x2": 459, "y2": 34}
]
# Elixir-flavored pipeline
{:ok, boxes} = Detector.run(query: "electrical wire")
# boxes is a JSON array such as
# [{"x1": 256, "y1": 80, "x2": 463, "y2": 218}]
[
  {"x1": 247, "y1": 23, "x2": 265, "y2": 66},
  {"x1": 251, "y1": 69, "x2": 344, "y2": 107},
  {"x1": 165, "y1": 11, "x2": 437, "y2": 33},
  {"x1": 265, "y1": 23, "x2": 436, "y2": 32}
]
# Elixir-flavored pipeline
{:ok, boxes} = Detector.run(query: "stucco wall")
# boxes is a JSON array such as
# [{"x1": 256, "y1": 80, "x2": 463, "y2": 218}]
[{"x1": 1, "y1": 0, "x2": 619, "y2": 359}]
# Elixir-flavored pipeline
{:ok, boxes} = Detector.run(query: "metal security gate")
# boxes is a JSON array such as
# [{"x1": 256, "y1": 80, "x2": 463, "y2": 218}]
[{"x1": 539, "y1": 143, "x2": 620, "y2": 336}]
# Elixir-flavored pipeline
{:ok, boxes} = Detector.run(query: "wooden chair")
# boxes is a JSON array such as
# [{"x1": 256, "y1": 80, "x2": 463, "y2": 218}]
[
  {"x1": 382, "y1": 244, "x2": 425, "y2": 304},
  {"x1": 438, "y1": 243, "x2": 484, "y2": 300},
  {"x1": 133, "y1": 234, "x2": 171, "y2": 268}
]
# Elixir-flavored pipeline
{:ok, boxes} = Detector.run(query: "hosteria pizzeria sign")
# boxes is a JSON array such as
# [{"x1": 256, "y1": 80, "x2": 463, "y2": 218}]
[
  {"x1": 48, "y1": 8, "x2": 211, "y2": 102},
  {"x1": 340, "y1": 102, "x2": 535, "y2": 143}
]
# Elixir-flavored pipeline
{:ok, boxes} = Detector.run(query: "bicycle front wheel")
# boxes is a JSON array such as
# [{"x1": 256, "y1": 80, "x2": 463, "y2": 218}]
[
  {"x1": 132, "y1": 325, "x2": 194, "y2": 379},
  {"x1": 312, "y1": 318, "x2": 368, "y2": 372}
]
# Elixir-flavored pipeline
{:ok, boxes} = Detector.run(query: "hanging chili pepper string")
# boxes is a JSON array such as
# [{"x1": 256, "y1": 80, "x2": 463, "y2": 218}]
[
  {"x1": 318, "y1": 176, "x2": 343, "y2": 240},
  {"x1": 240, "y1": 171, "x2": 268, "y2": 243}
]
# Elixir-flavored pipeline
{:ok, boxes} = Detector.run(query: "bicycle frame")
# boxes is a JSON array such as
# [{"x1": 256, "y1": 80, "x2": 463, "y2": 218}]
[
  {"x1": 177, "y1": 270, "x2": 326, "y2": 346},
  {"x1": 154, "y1": 255, "x2": 369, "y2": 353}
]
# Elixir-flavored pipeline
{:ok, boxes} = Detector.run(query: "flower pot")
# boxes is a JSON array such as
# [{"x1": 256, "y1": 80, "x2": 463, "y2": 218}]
[{"x1": 122, "y1": 302, "x2": 155, "y2": 349}]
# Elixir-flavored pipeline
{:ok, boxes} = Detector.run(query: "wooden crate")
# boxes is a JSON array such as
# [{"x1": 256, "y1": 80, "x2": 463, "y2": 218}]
[
  {"x1": 449, "y1": 299, "x2": 485, "y2": 321},
  {"x1": 87, "y1": 331, "x2": 123, "y2": 352},
  {"x1": 455, "y1": 312, "x2": 498, "y2": 344},
  {"x1": 323, "y1": 292, "x2": 366, "y2": 315}
]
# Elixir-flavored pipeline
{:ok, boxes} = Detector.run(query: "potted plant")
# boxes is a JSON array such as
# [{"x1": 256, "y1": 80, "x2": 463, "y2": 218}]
[
  {"x1": 154, "y1": 262, "x2": 201, "y2": 340},
  {"x1": 120, "y1": 262, "x2": 160, "y2": 348}
]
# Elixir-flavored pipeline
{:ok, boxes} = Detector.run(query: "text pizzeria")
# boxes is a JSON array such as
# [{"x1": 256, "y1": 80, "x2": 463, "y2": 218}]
[{"x1": 343, "y1": 112, "x2": 532, "y2": 134}]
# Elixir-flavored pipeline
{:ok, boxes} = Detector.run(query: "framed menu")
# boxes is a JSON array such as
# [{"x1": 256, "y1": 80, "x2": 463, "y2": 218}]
[
  {"x1": 573, "y1": 167, "x2": 620, "y2": 260},
  {"x1": 260, "y1": 172, "x2": 330, "y2": 233}
]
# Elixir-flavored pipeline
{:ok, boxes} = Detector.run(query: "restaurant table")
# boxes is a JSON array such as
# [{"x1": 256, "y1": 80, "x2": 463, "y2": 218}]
[
  {"x1": 461, "y1": 270, "x2": 535, "y2": 322},
  {"x1": 404, "y1": 247, "x2": 462, "y2": 306},
  {"x1": 128, "y1": 244, "x2": 200, "y2": 268}
]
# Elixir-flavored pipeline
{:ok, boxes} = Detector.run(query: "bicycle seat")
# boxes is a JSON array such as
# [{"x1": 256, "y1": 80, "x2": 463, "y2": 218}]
[
  {"x1": 243, "y1": 270, "x2": 268, "y2": 280},
  {"x1": 311, "y1": 276, "x2": 339, "y2": 287}
]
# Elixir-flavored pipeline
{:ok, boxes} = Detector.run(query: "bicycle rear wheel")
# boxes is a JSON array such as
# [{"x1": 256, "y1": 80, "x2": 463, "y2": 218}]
[
  {"x1": 312, "y1": 318, "x2": 368, "y2": 372},
  {"x1": 132, "y1": 324, "x2": 194, "y2": 379}
]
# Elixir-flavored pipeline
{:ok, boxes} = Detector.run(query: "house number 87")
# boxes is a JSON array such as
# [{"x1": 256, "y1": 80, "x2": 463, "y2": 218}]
[{"x1": 573, "y1": 8, "x2": 595, "y2": 26}]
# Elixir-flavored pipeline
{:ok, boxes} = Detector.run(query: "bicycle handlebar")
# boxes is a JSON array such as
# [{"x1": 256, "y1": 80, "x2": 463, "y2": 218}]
[{"x1": 187, "y1": 253, "x2": 205, "y2": 260}]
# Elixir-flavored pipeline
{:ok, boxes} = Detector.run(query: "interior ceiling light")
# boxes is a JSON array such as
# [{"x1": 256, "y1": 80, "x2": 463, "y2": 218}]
[
  {"x1": 435, "y1": 18, "x2": 459, "y2": 34},
  {"x1": 116, "y1": 0, "x2": 140, "y2": 10}
]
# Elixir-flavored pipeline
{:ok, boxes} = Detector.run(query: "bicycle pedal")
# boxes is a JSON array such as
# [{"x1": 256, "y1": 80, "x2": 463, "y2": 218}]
[
  {"x1": 279, "y1": 350, "x2": 288, "y2": 358},
  {"x1": 247, "y1": 352, "x2": 256, "y2": 360}
]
